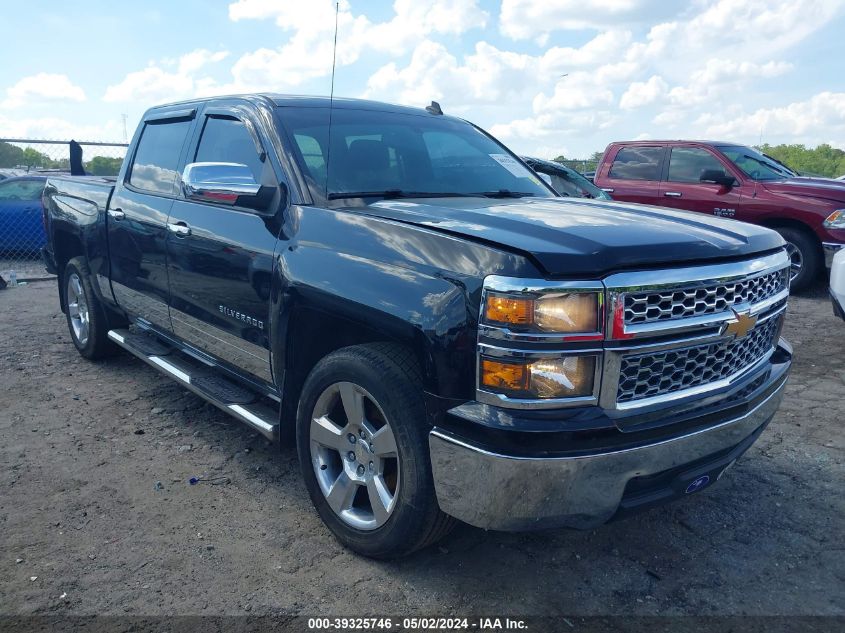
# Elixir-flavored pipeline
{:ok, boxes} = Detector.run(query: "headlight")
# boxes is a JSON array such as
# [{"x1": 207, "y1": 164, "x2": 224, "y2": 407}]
[
  {"x1": 484, "y1": 291, "x2": 601, "y2": 335},
  {"x1": 824, "y1": 209, "x2": 845, "y2": 229},
  {"x1": 480, "y1": 355, "x2": 597, "y2": 399}
]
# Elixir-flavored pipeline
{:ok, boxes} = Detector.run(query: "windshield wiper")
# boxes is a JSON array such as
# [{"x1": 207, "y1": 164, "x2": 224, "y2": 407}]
[
  {"x1": 474, "y1": 190, "x2": 535, "y2": 198},
  {"x1": 327, "y1": 190, "x2": 479, "y2": 200},
  {"x1": 761, "y1": 153, "x2": 797, "y2": 177}
]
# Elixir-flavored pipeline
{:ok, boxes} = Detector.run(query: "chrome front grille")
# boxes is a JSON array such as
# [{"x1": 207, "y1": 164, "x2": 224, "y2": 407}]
[
  {"x1": 477, "y1": 250, "x2": 790, "y2": 411},
  {"x1": 624, "y1": 267, "x2": 789, "y2": 326},
  {"x1": 616, "y1": 315, "x2": 782, "y2": 403}
]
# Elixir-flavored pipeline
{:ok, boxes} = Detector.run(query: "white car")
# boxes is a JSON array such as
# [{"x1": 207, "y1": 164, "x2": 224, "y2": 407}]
[{"x1": 831, "y1": 248, "x2": 845, "y2": 320}]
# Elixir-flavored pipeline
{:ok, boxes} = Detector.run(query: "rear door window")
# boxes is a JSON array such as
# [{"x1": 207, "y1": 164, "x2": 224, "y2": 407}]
[
  {"x1": 129, "y1": 119, "x2": 193, "y2": 195},
  {"x1": 667, "y1": 147, "x2": 727, "y2": 182},
  {"x1": 608, "y1": 146, "x2": 664, "y2": 180}
]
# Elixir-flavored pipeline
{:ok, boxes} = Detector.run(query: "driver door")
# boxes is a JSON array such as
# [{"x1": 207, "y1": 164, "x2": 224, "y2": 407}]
[
  {"x1": 165, "y1": 104, "x2": 283, "y2": 386},
  {"x1": 658, "y1": 146, "x2": 744, "y2": 219}
]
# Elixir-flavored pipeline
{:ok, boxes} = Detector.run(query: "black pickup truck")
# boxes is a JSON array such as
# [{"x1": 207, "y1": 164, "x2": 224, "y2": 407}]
[{"x1": 43, "y1": 94, "x2": 792, "y2": 558}]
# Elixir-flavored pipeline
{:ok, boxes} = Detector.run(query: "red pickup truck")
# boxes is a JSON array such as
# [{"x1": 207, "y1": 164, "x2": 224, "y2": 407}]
[{"x1": 593, "y1": 141, "x2": 845, "y2": 290}]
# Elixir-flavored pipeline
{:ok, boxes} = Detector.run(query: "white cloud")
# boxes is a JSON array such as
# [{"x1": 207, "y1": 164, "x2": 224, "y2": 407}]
[
  {"x1": 366, "y1": 0, "x2": 843, "y2": 157},
  {"x1": 500, "y1": 0, "x2": 679, "y2": 40},
  {"x1": 364, "y1": 41, "x2": 536, "y2": 106},
  {"x1": 7, "y1": 0, "x2": 840, "y2": 160},
  {"x1": 626, "y1": 0, "x2": 843, "y2": 72},
  {"x1": 0, "y1": 113, "x2": 124, "y2": 142},
  {"x1": 541, "y1": 30, "x2": 633, "y2": 70},
  {"x1": 699, "y1": 92, "x2": 845, "y2": 147},
  {"x1": 364, "y1": 30, "x2": 632, "y2": 109},
  {"x1": 620, "y1": 75, "x2": 668, "y2": 109},
  {"x1": 103, "y1": 49, "x2": 229, "y2": 103},
  {"x1": 1, "y1": 73, "x2": 86, "y2": 109},
  {"x1": 227, "y1": 0, "x2": 488, "y2": 90}
]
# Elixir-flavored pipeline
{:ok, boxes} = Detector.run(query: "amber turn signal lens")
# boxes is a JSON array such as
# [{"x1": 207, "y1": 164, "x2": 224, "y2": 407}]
[
  {"x1": 484, "y1": 293, "x2": 533, "y2": 326},
  {"x1": 480, "y1": 359, "x2": 528, "y2": 392}
]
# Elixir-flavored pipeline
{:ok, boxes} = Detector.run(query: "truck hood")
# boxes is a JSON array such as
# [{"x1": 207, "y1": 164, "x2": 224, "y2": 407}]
[
  {"x1": 762, "y1": 177, "x2": 845, "y2": 203},
  {"x1": 356, "y1": 197, "x2": 784, "y2": 277}
]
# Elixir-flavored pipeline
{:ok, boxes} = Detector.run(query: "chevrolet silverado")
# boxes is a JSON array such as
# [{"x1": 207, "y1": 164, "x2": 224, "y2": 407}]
[{"x1": 43, "y1": 95, "x2": 793, "y2": 558}]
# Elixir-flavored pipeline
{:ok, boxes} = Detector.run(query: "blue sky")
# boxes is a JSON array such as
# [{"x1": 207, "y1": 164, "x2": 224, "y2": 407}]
[{"x1": 1, "y1": 0, "x2": 844, "y2": 158}]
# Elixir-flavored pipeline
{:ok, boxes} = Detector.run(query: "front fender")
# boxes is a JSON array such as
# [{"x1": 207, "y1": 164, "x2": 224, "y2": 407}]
[{"x1": 269, "y1": 205, "x2": 536, "y2": 403}]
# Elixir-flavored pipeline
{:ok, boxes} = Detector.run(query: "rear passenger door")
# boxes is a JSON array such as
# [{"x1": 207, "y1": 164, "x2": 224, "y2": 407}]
[
  {"x1": 599, "y1": 145, "x2": 665, "y2": 205},
  {"x1": 108, "y1": 109, "x2": 195, "y2": 332},
  {"x1": 659, "y1": 146, "x2": 743, "y2": 217},
  {"x1": 165, "y1": 104, "x2": 284, "y2": 386}
]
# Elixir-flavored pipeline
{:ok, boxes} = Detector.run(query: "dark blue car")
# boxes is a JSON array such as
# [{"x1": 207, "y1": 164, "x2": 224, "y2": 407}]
[{"x1": 0, "y1": 175, "x2": 47, "y2": 255}]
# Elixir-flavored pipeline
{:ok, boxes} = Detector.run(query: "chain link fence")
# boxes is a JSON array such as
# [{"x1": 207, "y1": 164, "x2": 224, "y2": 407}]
[{"x1": 0, "y1": 138, "x2": 128, "y2": 283}]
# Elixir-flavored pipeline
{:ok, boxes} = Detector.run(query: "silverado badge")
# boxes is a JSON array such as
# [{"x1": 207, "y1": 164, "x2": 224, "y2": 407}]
[{"x1": 722, "y1": 309, "x2": 757, "y2": 339}]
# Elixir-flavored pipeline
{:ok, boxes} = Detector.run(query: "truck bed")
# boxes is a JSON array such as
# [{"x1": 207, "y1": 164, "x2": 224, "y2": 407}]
[{"x1": 45, "y1": 175, "x2": 116, "y2": 214}]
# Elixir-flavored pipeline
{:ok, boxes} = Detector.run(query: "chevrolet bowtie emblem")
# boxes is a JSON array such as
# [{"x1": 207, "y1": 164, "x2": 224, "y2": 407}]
[{"x1": 723, "y1": 309, "x2": 758, "y2": 339}]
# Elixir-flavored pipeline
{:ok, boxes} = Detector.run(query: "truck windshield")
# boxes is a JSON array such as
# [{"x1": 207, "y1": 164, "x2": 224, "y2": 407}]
[
  {"x1": 717, "y1": 145, "x2": 796, "y2": 181},
  {"x1": 278, "y1": 106, "x2": 554, "y2": 202}
]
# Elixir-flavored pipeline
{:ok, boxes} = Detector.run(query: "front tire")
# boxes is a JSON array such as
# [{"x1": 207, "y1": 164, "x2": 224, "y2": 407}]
[
  {"x1": 296, "y1": 343, "x2": 455, "y2": 558},
  {"x1": 63, "y1": 257, "x2": 117, "y2": 359},
  {"x1": 774, "y1": 227, "x2": 820, "y2": 292}
]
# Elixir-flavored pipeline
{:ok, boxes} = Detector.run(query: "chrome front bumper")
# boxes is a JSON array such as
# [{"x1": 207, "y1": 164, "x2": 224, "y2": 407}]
[
  {"x1": 824, "y1": 242, "x2": 845, "y2": 268},
  {"x1": 429, "y1": 378, "x2": 786, "y2": 531}
]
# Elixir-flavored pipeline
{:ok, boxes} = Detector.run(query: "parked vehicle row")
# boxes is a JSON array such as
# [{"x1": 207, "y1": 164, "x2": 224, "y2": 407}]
[
  {"x1": 593, "y1": 140, "x2": 845, "y2": 290},
  {"x1": 521, "y1": 156, "x2": 611, "y2": 200},
  {"x1": 43, "y1": 94, "x2": 792, "y2": 558},
  {"x1": 0, "y1": 175, "x2": 49, "y2": 254}
]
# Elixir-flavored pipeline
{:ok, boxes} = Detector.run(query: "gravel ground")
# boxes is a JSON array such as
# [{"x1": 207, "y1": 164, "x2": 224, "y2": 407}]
[{"x1": 1, "y1": 279, "x2": 843, "y2": 617}]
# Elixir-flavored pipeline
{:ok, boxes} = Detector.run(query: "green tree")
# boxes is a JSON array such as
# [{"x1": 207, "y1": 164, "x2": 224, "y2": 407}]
[
  {"x1": 0, "y1": 141, "x2": 25, "y2": 168},
  {"x1": 757, "y1": 143, "x2": 845, "y2": 178},
  {"x1": 21, "y1": 147, "x2": 50, "y2": 168},
  {"x1": 86, "y1": 156, "x2": 123, "y2": 176}
]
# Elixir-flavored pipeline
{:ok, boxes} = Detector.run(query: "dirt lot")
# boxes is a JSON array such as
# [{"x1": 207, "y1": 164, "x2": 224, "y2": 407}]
[{"x1": 1, "y1": 279, "x2": 843, "y2": 617}]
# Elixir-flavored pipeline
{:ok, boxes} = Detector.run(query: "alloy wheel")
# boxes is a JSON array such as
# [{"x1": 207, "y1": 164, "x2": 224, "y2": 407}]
[
  {"x1": 309, "y1": 381, "x2": 400, "y2": 530},
  {"x1": 67, "y1": 273, "x2": 90, "y2": 346}
]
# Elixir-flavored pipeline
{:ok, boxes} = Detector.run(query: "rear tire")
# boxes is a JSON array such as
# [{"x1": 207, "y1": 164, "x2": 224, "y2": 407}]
[
  {"x1": 774, "y1": 227, "x2": 820, "y2": 292},
  {"x1": 295, "y1": 343, "x2": 455, "y2": 558},
  {"x1": 63, "y1": 257, "x2": 118, "y2": 360}
]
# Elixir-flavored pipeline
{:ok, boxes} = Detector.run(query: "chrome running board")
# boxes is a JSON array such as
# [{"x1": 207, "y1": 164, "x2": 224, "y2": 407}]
[{"x1": 108, "y1": 329, "x2": 279, "y2": 441}]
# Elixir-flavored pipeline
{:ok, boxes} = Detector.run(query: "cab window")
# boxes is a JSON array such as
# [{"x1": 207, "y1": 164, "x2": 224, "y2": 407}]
[
  {"x1": 608, "y1": 146, "x2": 663, "y2": 180},
  {"x1": 667, "y1": 147, "x2": 727, "y2": 183},
  {"x1": 129, "y1": 119, "x2": 193, "y2": 195}
]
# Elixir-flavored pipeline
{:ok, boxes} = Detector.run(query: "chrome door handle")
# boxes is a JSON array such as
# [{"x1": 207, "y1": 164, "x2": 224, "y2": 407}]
[
  {"x1": 108, "y1": 209, "x2": 125, "y2": 220},
  {"x1": 167, "y1": 222, "x2": 191, "y2": 236},
  {"x1": 601, "y1": 188, "x2": 614, "y2": 193},
  {"x1": 664, "y1": 191, "x2": 682, "y2": 197}
]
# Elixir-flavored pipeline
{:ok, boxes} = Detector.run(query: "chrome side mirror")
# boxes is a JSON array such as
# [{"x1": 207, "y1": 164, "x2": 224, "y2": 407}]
[{"x1": 182, "y1": 162, "x2": 262, "y2": 206}]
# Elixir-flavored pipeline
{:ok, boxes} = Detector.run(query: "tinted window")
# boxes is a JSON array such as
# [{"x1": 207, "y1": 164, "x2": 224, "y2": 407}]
[
  {"x1": 718, "y1": 145, "x2": 793, "y2": 181},
  {"x1": 608, "y1": 146, "x2": 663, "y2": 180},
  {"x1": 293, "y1": 133, "x2": 327, "y2": 185},
  {"x1": 667, "y1": 147, "x2": 727, "y2": 182},
  {"x1": 527, "y1": 160, "x2": 610, "y2": 200},
  {"x1": 195, "y1": 117, "x2": 265, "y2": 182},
  {"x1": 279, "y1": 107, "x2": 552, "y2": 200},
  {"x1": 0, "y1": 179, "x2": 44, "y2": 201},
  {"x1": 129, "y1": 119, "x2": 192, "y2": 194}
]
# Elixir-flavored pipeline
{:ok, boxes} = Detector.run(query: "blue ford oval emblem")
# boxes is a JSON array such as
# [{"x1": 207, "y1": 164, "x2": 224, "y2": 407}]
[{"x1": 685, "y1": 475, "x2": 710, "y2": 494}]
